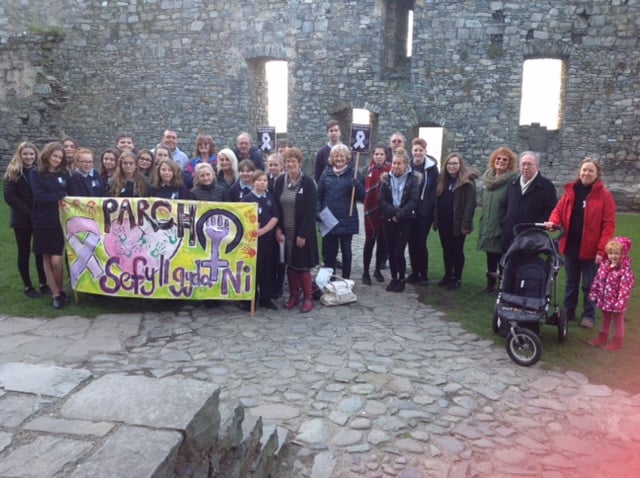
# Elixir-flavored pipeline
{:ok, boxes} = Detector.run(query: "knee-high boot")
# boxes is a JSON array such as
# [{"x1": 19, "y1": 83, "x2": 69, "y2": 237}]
[
  {"x1": 300, "y1": 271, "x2": 314, "y2": 313},
  {"x1": 285, "y1": 269, "x2": 301, "y2": 309}
]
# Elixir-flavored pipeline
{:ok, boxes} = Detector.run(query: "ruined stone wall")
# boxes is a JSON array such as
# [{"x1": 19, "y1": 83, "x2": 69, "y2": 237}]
[{"x1": 1, "y1": 0, "x2": 638, "y2": 208}]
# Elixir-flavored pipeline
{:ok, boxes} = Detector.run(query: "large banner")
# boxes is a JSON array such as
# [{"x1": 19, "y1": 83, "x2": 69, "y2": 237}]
[{"x1": 59, "y1": 197, "x2": 258, "y2": 300}]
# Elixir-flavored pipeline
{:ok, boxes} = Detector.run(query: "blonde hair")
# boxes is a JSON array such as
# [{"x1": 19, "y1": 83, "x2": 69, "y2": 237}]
[
  {"x1": 328, "y1": 143, "x2": 352, "y2": 166},
  {"x1": 605, "y1": 239, "x2": 623, "y2": 256},
  {"x1": 194, "y1": 162, "x2": 215, "y2": 186},
  {"x1": 4, "y1": 142, "x2": 39, "y2": 182}
]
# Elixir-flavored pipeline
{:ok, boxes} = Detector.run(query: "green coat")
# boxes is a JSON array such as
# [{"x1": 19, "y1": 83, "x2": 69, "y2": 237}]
[{"x1": 477, "y1": 169, "x2": 517, "y2": 254}]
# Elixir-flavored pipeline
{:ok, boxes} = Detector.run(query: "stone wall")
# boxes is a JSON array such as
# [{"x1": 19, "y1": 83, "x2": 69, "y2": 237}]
[{"x1": 1, "y1": 0, "x2": 638, "y2": 209}]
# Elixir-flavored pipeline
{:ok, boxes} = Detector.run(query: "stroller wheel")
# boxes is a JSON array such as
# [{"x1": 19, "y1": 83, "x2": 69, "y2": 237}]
[
  {"x1": 506, "y1": 327, "x2": 542, "y2": 367},
  {"x1": 558, "y1": 310, "x2": 568, "y2": 343}
]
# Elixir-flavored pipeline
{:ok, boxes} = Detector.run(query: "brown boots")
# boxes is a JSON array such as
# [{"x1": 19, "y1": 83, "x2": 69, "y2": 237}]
[
  {"x1": 284, "y1": 269, "x2": 301, "y2": 309},
  {"x1": 285, "y1": 269, "x2": 314, "y2": 313},
  {"x1": 299, "y1": 271, "x2": 314, "y2": 313}
]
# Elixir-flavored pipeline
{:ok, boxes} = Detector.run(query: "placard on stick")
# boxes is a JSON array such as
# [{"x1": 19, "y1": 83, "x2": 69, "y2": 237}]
[
  {"x1": 350, "y1": 123, "x2": 371, "y2": 154},
  {"x1": 256, "y1": 126, "x2": 276, "y2": 154}
]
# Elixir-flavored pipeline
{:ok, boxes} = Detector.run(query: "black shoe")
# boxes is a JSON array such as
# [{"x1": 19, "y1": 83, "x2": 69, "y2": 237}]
[
  {"x1": 448, "y1": 280, "x2": 462, "y2": 290},
  {"x1": 335, "y1": 260, "x2": 343, "y2": 269},
  {"x1": 273, "y1": 288, "x2": 283, "y2": 299},
  {"x1": 361, "y1": 273, "x2": 372, "y2": 285},
  {"x1": 373, "y1": 270, "x2": 384, "y2": 283},
  {"x1": 24, "y1": 287, "x2": 41, "y2": 299},
  {"x1": 52, "y1": 296, "x2": 65, "y2": 309},
  {"x1": 60, "y1": 291, "x2": 71, "y2": 303},
  {"x1": 385, "y1": 279, "x2": 399, "y2": 292},
  {"x1": 39, "y1": 284, "x2": 51, "y2": 295},
  {"x1": 437, "y1": 277, "x2": 452, "y2": 287},
  {"x1": 393, "y1": 280, "x2": 405, "y2": 292},
  {"x1": 260, "y1": 300, "x2": 278, "y2": 311},
  {"x1": 405, "y1": 274, "x2": 419, "y2": 284}
]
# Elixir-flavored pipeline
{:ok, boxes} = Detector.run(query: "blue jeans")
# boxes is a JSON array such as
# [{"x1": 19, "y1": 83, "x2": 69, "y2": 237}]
[{"x1": 563, "y1": 253, "x2": 596, "y2": 320}]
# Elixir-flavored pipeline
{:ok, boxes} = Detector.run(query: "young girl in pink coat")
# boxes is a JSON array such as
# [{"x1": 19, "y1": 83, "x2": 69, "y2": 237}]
[{"x1": 587, "y1": 237, "x2": 635, "y2": 350}]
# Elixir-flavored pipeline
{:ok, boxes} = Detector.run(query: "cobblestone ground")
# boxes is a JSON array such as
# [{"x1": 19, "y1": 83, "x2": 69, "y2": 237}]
[{"x1": 1, "y1": 220, "x2": 640, "y2": 477}]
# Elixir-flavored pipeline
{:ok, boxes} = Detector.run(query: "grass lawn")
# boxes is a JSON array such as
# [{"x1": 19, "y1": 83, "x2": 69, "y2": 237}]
[
  {"x1": 422, "y1": 212, "x2": 640, "y2": 394},
  {"x1": 1, "y1": 182, "x2": 639, "y2": 392}
]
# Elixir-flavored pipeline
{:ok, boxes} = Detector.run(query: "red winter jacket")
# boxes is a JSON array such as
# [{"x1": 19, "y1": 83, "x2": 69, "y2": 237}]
[{"x1": 548, "y1": 179, "x2": 616, "y2": 260}]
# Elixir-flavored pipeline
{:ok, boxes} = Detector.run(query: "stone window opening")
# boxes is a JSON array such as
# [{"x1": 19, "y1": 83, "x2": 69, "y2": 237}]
[
  {"x1": 381, "y1": 0, "x2": 414, "y2": 79},
  {"x1": 266, "y1": 60, "x2": 288, "y2": 133},
  {"x1": 519, "y1": 58, "x2": 564, "y2": 130},
  {"x1": 417, "y1": 125, "x2": 444, "y2": 169}
]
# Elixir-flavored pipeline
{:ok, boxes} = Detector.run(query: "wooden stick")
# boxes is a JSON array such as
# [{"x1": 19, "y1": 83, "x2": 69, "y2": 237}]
[{"x1": 349, "y1": 152, "x2": 360, "y2": 216}]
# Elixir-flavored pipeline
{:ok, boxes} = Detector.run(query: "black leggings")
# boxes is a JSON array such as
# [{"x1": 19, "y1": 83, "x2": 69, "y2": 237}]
[
  {"x1": 438, "y1": 226, "x2": 467, "y2": 281},
  {"x1": 383, "y1": 220, "x2": 412, "y2": 281},
  {"x1": 14, "y1": 227, "x2": 46, "y2": 288},
  {"x1": 363, "y1": 228, "x2": 386, "y2": 273}
]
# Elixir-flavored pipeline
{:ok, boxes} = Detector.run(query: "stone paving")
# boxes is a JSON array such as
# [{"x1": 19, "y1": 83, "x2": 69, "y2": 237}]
[
  {"x1": 2, "y1": 210, "x2": 640, "y2": 477},
  {"x1": 2, "y1": 281, "x2": 640, "y2": 477}
]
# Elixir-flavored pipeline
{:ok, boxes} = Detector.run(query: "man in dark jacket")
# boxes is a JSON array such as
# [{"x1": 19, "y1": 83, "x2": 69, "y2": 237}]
[
  {"x1": 500, "y1": 151, "x2": 557, "y2": 251},
  {"x1": 233, "y1": 132, "x2": 264, "y2": 171}
]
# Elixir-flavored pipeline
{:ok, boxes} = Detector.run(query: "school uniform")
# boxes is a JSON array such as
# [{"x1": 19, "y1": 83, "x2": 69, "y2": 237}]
[
  {"x1": 68, "y1": 168, "x2": 107, "y2": 197},
  {"x1": 242, "y1": 190, "x2": 279, "y2": 306}
]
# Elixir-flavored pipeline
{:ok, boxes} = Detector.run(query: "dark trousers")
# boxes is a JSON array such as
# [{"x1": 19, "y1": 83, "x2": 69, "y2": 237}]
[
  {"x1": 408, "y1": 215, "x2": 433, "y2": 279},
  {"x1": 486, "y1": 252, "x2": 501, "y2": 274},
  {"x1": 383, "y1": 220, "x2": 412, "y2": 281},
  {"x1": 272, "y1": 240, "x2": 285, "y2": 295},
  {"x1": 563, "y1": 252, "x2": 596, "y2": 319},
  {"x1": 363, "y1": 227, "x2": 386, "y2": 273},
  {"x1": 323, "y1": 233, "x2": 353, "y2": 279},
  {"x1": 256, "y1": 236, "x2": 275, "y2": 303},
  {"x1": 438, "y1": 226, "x2": 467, "y2": 281},
  {"x1": 14, "y1": 227, "x2": 46, "y2": 288}
]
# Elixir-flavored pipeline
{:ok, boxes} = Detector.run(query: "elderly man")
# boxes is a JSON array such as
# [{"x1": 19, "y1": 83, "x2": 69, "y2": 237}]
[
  {"x1": 233, "y1": 132, "x2": 264, "y2": 170},
  {"x1": 385, "y1": 132, "x2": 407, "y2": 163},
  {"x1": 500, "y1": 151, "x2": 557, "y2": 251},
  {"x1": 159, "y1": 129, "x2": 189, "y2": 169}
]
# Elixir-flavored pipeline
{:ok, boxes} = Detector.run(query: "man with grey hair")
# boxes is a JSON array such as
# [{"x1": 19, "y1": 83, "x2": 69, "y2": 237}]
[
  {"x1": 233, "y1": 132, "x2": 264, "y2": 170},
  {"x1": 500, "y1": 151, "x2": 557, "y2": 251},
  {"x1": 385, "y1": 132, "x2": 407, "y2": 163}
]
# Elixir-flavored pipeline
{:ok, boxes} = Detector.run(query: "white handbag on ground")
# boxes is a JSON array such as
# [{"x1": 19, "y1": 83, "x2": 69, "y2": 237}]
[{"x1": 320, "y1": 275, "x2": 357, "y2": 306}]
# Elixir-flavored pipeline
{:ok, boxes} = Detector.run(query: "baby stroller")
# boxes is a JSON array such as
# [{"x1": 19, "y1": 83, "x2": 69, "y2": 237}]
[{"x1": 492, "y1": 223, "x2": 567, "y2": 366}]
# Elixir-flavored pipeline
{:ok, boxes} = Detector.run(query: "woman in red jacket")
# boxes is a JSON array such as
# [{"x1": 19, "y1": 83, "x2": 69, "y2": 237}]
[{"x1": 545, "y1": 158, "x2": 616, "y2": 329}]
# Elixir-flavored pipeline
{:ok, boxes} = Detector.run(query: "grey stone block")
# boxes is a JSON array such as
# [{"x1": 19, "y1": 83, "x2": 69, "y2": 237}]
[
  {"x1": 61, "y1": 374, "x2": 220, "y2": 452},
  {"x1": 0, "y1": 394, "x2": 53, "y2": 427},
  {"x1": 24, "y1": 416, "x2": 114, "y2": 437},
  {"x1": 0, "y1": 436, "x2": 92, "y2": 478},
  {"x1": 0, "y1": 362, "x2": 92, "y2": 397},
  {"x1": 70, "y1": 426, "x2": 182, "y2": 478}
]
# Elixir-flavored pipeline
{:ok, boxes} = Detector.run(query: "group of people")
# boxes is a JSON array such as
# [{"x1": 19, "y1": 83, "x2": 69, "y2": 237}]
[{"x1": 3, "y1": 125, "x2": 634, "y2": 350}]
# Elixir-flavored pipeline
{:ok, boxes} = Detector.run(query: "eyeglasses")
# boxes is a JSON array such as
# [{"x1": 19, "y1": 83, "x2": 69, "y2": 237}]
[{"x1": 495, "y1": 156, "x2": 509, "y2": 162}]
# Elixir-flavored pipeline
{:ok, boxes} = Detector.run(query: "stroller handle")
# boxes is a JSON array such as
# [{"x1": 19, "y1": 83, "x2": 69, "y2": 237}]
[{"x1": 513, "y1": 222, "x2": 565, "y2": 239}]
